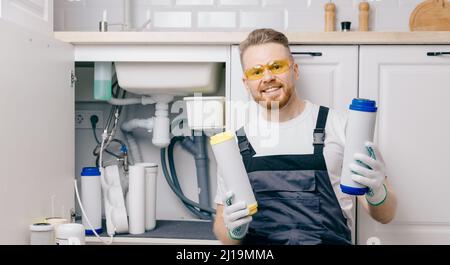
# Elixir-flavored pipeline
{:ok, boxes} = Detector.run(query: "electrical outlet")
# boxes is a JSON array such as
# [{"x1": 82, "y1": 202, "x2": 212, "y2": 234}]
[{"x1": 75, "y1": 110, "x2": 104, "y2": 129}]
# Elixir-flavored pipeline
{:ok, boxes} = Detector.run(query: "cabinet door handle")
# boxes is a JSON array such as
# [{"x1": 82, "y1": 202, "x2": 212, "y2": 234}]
[
  {"x1": 291, "y1": 52, "x2": 322, "y2": 57},
  {"x1": 427, "y1": 52, "x2": 450, "y2": 56}
]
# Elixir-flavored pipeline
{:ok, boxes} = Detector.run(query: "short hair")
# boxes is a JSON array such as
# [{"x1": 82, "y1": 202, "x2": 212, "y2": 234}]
[{"x1": 239, "y1": 28, "x2": 291, "y2": 66}]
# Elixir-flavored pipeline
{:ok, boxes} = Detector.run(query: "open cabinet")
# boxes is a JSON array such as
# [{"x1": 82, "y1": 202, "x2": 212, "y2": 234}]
[
  {"x1": 0, "y1": 19, "x2": 74, "y2": 244},
  {"x1": 0, "y1": 17, "x2": 229, "y2": 244}
]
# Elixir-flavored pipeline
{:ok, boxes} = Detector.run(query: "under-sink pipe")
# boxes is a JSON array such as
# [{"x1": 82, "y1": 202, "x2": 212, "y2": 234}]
[
  {"x1": 121, "y1": 118, "x2": 154, "y2": 132},
  {"x1": 179, "y1": 131, "x2": 210, "y2": 211},
  {"x1": 121, "y1": 118, "x2": 154, "y2": 165},
  {"x1": 120, "y1": 95, "x2": 174, "y2": 148},
  {"x1": 108, "y1": 96, "x2": 156, "y2": 106},
  {"x1": 152, "y1": 102, "x2": 170, "y2": 148},
  {"x1": 123, "y1": 132, "x2": 142, "y2": 165}
]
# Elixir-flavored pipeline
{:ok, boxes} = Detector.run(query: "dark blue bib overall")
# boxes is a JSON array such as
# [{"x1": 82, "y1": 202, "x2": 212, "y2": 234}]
[{"x1": 237, "y1": 106, "x2": 352, "y2": 245}]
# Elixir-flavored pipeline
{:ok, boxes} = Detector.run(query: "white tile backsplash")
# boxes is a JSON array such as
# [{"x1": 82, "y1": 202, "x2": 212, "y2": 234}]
[
  {"x1": 62, "y1": 7, "x2": 124, "y2": 31},
  {"x1": 398, "y1": 0, "x2": 423, "y2": 8},
  {"x1": 153, "y1": 11, "x2": 192, "y2": 28},
  {"x1": 148, "y1": 0, "x2": 173, "y2": 5},
  {"x1": 176, "y1": 0, "x2": 214, "y2": 5},
  {"x1": 306, "y1": 0, "x2": 331, "y2": 9},
  {"x1": 287, "y1": 10, "x2": 324, "y2": 31},
  {"x1": 54, "y1": 0, "x2": 424, "y2": 32},
  {"x1": 54, "y1": 0, "x2": 87, "y2": 8},
  {"x1": 219, "y1": 0, "x2": 259, "y2": 6},
  {"x1": 84, "y1": 0, "x2": 124, "y2": 8},
  {"x1": 367, "y1": 0, "x2": 399, "y2": 8},
  {"x1": 198, "y1": 11, "x2": 236, "y2": 28},
  {"x1": 240, "y1": 10, "x2": 285, "y2": 30},
  {"x1": 334, "y1": 0, "x2": 354, "y2": 8},
  {"x1": 375, "y1": 6, "x2": 410, "y2": 31},
  {"x1": 262, "y1": 0, "x2": 306, "y2": 7}
]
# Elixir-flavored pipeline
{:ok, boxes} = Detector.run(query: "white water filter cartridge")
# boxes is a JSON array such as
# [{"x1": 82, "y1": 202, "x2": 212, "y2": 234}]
[
  {"x1": 80, "y1": 167, "x2": 103, "y2": 235},
  {"x1": 210, "y1": 132, "x2": 258, "y2": 215},
  {"x1": 340, "y1": 98, "x2": 378, "y2": 195},
  {"x1": 135, "y1": 163, "x2": 158, "y2": 231},
  {"x1": 128, "y1": 165, "x2": 145, "y2": 234}
]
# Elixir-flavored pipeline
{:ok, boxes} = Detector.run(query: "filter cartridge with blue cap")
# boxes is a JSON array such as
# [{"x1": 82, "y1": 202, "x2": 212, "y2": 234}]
[
  {"x1": 340, "y1": 98, "x2": 377, "y2": 195},
  {"x1": 80, "y1": 167, "x2": 103, "y2": 235}
]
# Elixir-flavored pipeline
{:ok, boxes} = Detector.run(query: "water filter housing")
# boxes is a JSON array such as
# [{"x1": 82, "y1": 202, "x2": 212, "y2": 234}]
[
  {"x1": 81, "y1": 167, "x2": 103, "y2": 235},
  {"x1": 340, "y1": 98, "x2": 377, "y2": 195},
  {"x1": 210, "y1": 132, "x2": 258, "y2": 215}
]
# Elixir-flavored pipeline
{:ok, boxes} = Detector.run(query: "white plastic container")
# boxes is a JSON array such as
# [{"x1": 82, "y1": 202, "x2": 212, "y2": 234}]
[
  {"x1": 340, "y1": 98, "x2": 377, "y2": 195},
  {"x1": 184, "y1": 96, "x2": 225, "y2": 130},
  {"x1": 128, "y1": 165, "x2": 145, "y2": 234},
  {"x1": 55, "y1": 223, "x2": 85, "y2": 245},
  {"x1": 94, "y1": 62, "x2": 112, "y2": 100},
  {"x1": 136, "y1": 163, "x2": 158, "y2": 231},
  {"x1": 81, "y1": 167, "x2": 103, "y2": 235},
  {"x1": 210, "y1": 132, "x2": 258, "y2": 215},
  {"x1": 44, "y1": 217, "x2": 68, "y2": 242},
  {"x1": 30, "y1": 223, "x2": 54, "y2": 245}
]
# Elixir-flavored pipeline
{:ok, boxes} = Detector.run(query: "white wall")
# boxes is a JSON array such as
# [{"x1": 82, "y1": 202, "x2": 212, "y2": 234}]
[
  {"x1": 1, "y1": 0, "x2": 54, "y2": 35},
  {"x1": 54, "y1": 0, "x2": 425, "y2": 32}
]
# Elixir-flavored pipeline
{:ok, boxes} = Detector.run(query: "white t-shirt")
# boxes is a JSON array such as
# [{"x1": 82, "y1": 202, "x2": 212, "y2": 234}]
[{"x1": 214, "y1": 100, "x2": 354, "y2": 228}]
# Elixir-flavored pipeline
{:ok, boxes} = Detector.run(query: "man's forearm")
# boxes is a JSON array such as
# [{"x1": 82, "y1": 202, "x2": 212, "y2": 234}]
[
  {"x1": 213, "y1": 222, "x2": 242, "y2": 245},
  {"x1": 213, "y1": 204, "x2": 242, "y2": 245},
  {"x1": 366, "y1": 182, "x2": 397, "y2": 224}
]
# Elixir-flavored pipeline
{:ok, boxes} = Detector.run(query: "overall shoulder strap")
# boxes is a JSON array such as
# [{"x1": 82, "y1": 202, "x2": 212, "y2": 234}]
[
  {"x1": 236, "y1": 127, "x2": 256, "y2": 157},
  {"x1": 313, "y1": 106, "x2": 329, "y2": 155}
]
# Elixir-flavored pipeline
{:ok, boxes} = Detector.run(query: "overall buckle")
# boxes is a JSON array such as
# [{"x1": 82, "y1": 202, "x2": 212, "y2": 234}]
[{"x1": 313, "y1": 128, "x2": 325, "y2": 145}]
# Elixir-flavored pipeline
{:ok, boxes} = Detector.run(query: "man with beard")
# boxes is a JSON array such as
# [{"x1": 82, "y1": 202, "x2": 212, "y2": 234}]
[{"x1": 212, "y1": 28, "x2": 397, "y2": 245}]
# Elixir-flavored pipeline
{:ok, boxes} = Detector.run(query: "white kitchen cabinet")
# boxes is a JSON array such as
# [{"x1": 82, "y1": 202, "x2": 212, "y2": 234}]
[
  {"x1": 358, "y1": 45, "x2": 450, "y2": 245},
  {"x1": 0, "y1": 19, "x2": 74, "y2": 244},
  {"x1": 229, "y1": 45, "x2": 358, "y2": 131}
]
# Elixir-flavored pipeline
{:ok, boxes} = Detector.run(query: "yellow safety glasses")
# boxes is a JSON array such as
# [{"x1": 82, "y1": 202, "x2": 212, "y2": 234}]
[{"x1": 244, "y1": 59, "x2": 292, "y2": 81}]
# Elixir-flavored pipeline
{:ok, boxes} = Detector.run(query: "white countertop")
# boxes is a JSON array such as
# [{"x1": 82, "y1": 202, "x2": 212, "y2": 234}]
[{"x1": 54, "y1": 31, "x2": 450, "y2": 45}]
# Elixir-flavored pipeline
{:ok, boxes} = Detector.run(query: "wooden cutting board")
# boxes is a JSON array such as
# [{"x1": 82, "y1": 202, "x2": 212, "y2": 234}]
[{"x1": 410, "y1": 0, "x2": 450, "y2": 31}]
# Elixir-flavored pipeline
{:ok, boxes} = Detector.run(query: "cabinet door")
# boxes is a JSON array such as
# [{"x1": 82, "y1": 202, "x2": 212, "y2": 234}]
[
  {"x1": 229, "y1": 45, "x2": 358, "y2": 243},
  {"x1": 358, "y1": 45, "x2": 450, "y2": 245},
  {"x1": 0, "y1": 20, "x2": 74, "y2": 244},
  {"x1": 229, "y1": 45, "x2": 358, "y2": 131}
]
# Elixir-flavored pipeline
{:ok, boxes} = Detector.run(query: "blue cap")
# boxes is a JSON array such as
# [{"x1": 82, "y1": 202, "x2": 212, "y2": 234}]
[
  {"x1": 340, "y1": 184, "x2": 369, "y2": 195},
  {"x1": 85, "y1": 228, "x2": 103, "y2": 235},
  {"x1": 349, "y1": 98, "x2": 377, "y2": 112},
  {"x1": 81, "y1": 167, "x2": 100, "y2": 177}
]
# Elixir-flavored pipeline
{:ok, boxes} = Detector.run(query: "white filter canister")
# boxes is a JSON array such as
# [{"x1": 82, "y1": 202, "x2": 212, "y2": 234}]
[
  {"x1": 210, "y1": 132, "x2": 258, "y2": 215},
  {"x1": 340, "y1": 98, "x2": 377, "y2": 195},
  {"x1": 128, "y1": 165, "x2": 146, "y2": 234},
  {"x1": 30, "y1": 223, "x2": 54, "y2": 245},
  {"x1": 81, "y1": 167, "x2": 103, "y2": 235},
  {"x1": 136, "y1": 163, "x2": 158, "y2": 231},
  {"x1": 55, "y1": 223, "x2": 85, "y2": 245}
]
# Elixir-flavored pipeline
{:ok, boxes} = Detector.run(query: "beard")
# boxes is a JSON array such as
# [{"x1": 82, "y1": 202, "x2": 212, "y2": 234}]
[{"x1": 252, "y1": 83, "x2": 294, "y2": 110}]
